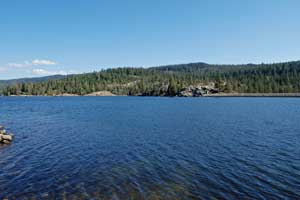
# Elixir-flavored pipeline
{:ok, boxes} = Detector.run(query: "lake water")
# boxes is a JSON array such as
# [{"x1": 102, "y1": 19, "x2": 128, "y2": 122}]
[{"x1": 0, "y1": 97, "x2": 300, "y2": 199}]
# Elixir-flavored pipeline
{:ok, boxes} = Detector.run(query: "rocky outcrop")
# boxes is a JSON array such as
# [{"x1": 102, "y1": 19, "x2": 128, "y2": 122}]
[
  {"x1": 179, "y1": 83, "x2": 219, "y2": 97},
  {"x1": 58, "y1": 93, "x2": 79, "y2": 96},
  {"x1": 85, "y1": 91, "x2": 116, "y2": 96},
  {"x1": 0, "y1": 126, "x2": 14, "y2": 144}
]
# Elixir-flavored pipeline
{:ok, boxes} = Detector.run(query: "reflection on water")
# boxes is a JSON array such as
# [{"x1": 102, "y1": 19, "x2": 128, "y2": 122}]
[{"x1": 0, "y1": 97, "x2": 300, "y2": 199}]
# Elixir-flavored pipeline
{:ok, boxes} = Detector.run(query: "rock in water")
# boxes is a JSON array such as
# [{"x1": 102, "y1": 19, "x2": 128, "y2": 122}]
[
  {"x1": 2, "y1": 135, "x2": 12, "y2": 141},
  {"x1": 0, "y1": 126, "x2": 14, "y2": 144},
  {"x1": 3, "y1": 140, "x2": 11, "y2": 144}
]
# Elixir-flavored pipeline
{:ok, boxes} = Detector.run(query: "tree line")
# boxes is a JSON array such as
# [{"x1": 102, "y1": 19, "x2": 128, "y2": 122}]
[{"x1": 2, "y1": 61, "x2": 300, "y2": 96}]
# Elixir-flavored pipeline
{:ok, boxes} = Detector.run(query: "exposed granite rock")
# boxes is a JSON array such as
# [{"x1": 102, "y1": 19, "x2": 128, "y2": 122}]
[
  {"x1": 179, "y1": 83, "x2": 219, "y2": 97},
  {"x1": 85, "y1": 91, "x2": 116, "y2": 96},
  {"x1": 0, "y1": 126, "x2": 14, "y2": 144},
  {"x1": 2, "y1": 134, "x2": 12, "y2": 141}
]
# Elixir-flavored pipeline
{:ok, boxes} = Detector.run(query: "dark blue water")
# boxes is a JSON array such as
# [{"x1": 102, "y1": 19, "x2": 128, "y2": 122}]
[{"x1": 0, "y1": 97, "x2": 300, "y2": 199}]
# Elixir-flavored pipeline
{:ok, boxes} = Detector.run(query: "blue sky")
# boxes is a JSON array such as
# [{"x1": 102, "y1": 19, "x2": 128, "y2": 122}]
[{"x1": 0, "y1": 0, "x2": 300, "y2": 79}]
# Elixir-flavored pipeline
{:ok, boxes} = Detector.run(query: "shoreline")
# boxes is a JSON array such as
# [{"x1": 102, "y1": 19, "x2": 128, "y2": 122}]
[
  {"x1": 203, "y1": 93, "x2": 300, "y2": 97},
  {"x1": 2, "y1": 93, "x2": 300, "y2": 97}
]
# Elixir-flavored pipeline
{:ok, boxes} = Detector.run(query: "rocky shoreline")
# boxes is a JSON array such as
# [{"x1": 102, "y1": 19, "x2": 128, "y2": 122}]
[
  {"x1": 0, "y1": 126, "x2": 14, "y2": 144},
  {"x1": 3, "y1": 90, "x2": 300, "y2": 98},
  {"x1": 178, "y1": 84, "x2": 219, "y2": 97},
  {"x1": 3, "y1": 93, "x2": 300, "y2": 97},
  {"x1": 203, "y1": 93, "x2": 300, "y2": 97}
]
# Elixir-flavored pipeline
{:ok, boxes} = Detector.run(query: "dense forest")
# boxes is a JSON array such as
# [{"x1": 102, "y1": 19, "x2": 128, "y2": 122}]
[{"x1": 2, "y1": 61, "x2": 300, "y2": 96}]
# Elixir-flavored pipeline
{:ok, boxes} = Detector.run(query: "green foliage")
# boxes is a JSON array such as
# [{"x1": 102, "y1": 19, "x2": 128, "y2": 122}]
[{"x1": 2, "y1": 61, "x2": 300, "y2": 96}]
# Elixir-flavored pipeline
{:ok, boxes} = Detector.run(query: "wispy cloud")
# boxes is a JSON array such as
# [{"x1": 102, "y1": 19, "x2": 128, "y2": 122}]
[
  {"x1": 32, "y1": 59, "x2": 57, "y2": 65},
  {"x1": 1, "y1": 59, "x2": 76, "y2": 78},
  {"x1": 7, "y1": 59, "x2": 57, "y2": 69},
  {"x1": 0, "y1": 66, "x2": 7, "y2": 72},
  {"x1": 31, "y1": 68, "x2": 69, "y2": 76},
  {"x1": 7, "y1": 61, "x2": 30, "y2": 68}
]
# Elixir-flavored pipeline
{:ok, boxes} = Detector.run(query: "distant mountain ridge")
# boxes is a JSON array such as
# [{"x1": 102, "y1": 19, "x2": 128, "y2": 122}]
[{"x1": 0, "y1": 75, "x2": 65, "y2": 89}]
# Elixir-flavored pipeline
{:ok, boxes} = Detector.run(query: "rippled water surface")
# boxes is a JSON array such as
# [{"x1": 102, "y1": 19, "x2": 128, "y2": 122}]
[{"x1": 0, "y1": 97, "x2": 300, "y2": 199}]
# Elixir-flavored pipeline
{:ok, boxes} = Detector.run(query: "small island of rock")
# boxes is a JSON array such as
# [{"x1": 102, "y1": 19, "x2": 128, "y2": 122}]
[{"x1": 0, "y1": 126, "x2": 14, "y2": 144}]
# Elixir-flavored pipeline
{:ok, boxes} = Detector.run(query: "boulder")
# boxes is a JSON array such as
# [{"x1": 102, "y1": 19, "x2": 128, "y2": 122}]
[
  {"x1": 3, "y1": 140, "x2": 11, "y2": 144},
  {"x1": 0, "y1": 126, "x2": 14, "y2": 144},
  {"x1": 2, "y1": 134, "x2": 12, "y2": 141},
  {"x1": 179, "y1": 86, "x2": 204, "y2": 97}
]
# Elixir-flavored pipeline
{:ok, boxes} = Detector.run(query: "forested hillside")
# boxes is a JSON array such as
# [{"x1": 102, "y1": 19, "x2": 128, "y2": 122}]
[
  {"x1": 0, "y1": 75, "x2": 65, "y2": 91},
  {"x1": 2, "y1": 61, "x2": 300, "y2": 96}
]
